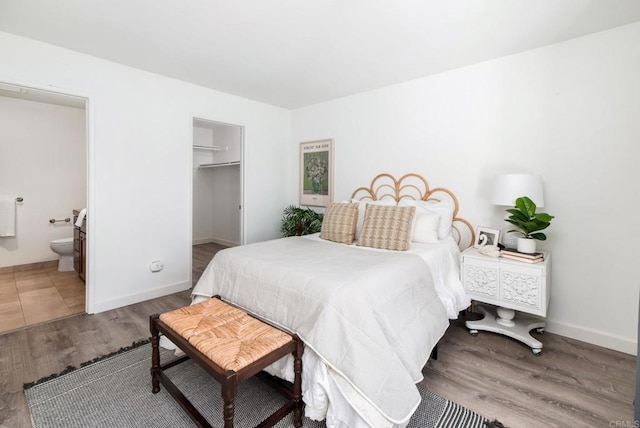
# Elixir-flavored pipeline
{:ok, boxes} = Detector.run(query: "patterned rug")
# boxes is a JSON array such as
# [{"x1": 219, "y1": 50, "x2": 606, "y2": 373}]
[{"x1": 24, "y1": 342, "x2": 500, "y2": 427}]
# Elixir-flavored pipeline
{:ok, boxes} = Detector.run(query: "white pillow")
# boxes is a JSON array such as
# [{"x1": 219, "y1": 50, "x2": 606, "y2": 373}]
[
  {"x1": 352, "y1": 198, "x2": 397, "y2": 240},
  {"x1": 398, "y1": 199, "x2": 454, "y2": 240},
  {"x1": 412, "y1": 212, "x2": 440, "y2": 243}
]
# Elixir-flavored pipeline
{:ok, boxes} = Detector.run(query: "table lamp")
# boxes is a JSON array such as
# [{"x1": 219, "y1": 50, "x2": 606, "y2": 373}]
[{"x1": 492, "y1": 174, "x2": 544, "y2": 248}]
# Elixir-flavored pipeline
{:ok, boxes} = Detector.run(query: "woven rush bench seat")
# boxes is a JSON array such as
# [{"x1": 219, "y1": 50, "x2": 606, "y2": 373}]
[{"x1": 150, "y1": 297, "x2": 303, "y2": 428}]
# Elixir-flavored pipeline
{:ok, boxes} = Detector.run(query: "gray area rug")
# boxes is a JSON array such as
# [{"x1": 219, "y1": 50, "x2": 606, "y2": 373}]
[{"x1": 25, "y1": 343, "x2": 493, "y2": 427}]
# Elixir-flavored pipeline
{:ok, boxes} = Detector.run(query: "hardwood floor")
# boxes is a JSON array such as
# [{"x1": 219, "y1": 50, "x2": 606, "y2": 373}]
[
  {"x1": 0, "y1": 242, "x2": 635, "y2": 427},
  {"x1": 0, "y1": 289, "x2": 192, "y2": 427},
  {"x1": 421, "y1": 318, "x2": 635, "y2": 427},
  {"x1": 192, "y1": 242, "x2": 227, "y2": 286}
]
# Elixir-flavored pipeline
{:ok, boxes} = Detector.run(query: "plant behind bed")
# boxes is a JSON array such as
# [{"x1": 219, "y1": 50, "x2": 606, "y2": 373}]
[{"x1": 280, "y1": 205, "x2": 324, "y2": 237}]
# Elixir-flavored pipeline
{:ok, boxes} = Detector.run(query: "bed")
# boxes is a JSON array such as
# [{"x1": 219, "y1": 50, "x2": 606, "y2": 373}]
[{"x1": 189, "y1": 173, "x2": 475, "y2": 428}]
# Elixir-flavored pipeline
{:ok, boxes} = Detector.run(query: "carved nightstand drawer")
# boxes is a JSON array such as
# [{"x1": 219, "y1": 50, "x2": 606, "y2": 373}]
[
  {"x1": 462, "y1": 248, "x2": 551, "y2": 317},
  {"x1": 500, "y1": 266, "x2": 542, "y2": 311},
  {"x1": 462, "y1": 259, "x2": 499, "y2": 300}
]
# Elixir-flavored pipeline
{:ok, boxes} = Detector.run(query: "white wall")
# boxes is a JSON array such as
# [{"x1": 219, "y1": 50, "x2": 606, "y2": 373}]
[
  {"x1": 291, "y1": 23, "x2": 640, "y2": 354},
  {"x1": 192, "y1": 126, "x2": 216, "y2": 243},
  {"x1": 0, "y1": 31, "x2": 291, "y2": 313},
  {"x1": 0, "y1": 96, "x2": 86, "y2": 267},
  {"x1": 211, "y1": 125, "x2": 242, "y2": 164},
  {"x1": 210, "y1": 165, "x2": 241, "y2": 246}
]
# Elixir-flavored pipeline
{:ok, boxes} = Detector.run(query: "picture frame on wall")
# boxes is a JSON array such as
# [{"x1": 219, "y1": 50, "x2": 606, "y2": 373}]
[
  {"x1": 299, "y1": 139, "x2": 334, "y2": 207},
  {"x1": 474, "y1": 226, "x2": 501, "y2": 248}
]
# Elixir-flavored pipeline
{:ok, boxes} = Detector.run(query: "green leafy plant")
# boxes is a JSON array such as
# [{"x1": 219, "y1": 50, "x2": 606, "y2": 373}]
[
  {"x1": 280, "y1": 205, "x2": 324, "y2": 237},
  {"x1": 505, "y1": 196, "x2": 554, "y2": 241}
]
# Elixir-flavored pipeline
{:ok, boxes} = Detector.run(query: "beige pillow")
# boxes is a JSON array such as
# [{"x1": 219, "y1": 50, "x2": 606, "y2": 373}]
[
  {"x1": 357, "y1": 205, "x2": 416, "y2": 251},
  {"x1": 319, "y1": 202, "x2": 359, "y2": 244},
  {"x1": 351, "y1": 198, "x2": 397, "y2": 240}
]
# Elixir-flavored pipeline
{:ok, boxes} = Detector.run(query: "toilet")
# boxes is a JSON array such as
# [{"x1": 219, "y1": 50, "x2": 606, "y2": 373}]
[{"x1": 50, "y1": 237, "x2": 74, "y2": 272}]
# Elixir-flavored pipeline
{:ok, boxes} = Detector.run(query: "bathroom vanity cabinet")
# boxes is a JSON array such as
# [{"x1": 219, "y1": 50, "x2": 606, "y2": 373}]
[{"x1": 73, "y1": 209, "x2": 86, "y2": 281}]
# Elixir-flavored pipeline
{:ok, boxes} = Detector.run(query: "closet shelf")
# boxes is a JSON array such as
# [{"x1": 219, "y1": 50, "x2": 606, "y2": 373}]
[
  {"x1": 198, "y1": 161, "x2": 240, "y2": 169},
  {"x1": 193, "y1": 144, "x2": 223, "y2": 151}
]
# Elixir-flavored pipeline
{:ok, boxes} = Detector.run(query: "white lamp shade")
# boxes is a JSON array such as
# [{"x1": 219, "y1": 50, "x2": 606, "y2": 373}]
[{"x1": 492, "y1": 174, "x2": 544, "y2": 207}]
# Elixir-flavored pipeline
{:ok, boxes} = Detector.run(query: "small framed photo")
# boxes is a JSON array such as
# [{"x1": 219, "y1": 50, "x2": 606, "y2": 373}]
[
  {"x1": 474, "y1": 226, "x2": 500, "y2": 248},
  {"x1": 299, "y1": 139, "x2": 334, "y2": 207}
]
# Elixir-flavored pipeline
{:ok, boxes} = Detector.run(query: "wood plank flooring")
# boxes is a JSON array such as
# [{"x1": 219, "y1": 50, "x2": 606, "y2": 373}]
[
  {"x1": 0, "y1": 243, "x2": 635, "y2": 427},
  {"x1": 192, "y1": 242, "x2": 227, "y2": 286},
  {"x1": 0, "y1": 289, "x2": 192, "y2": 427},
  {"x1": 421, "y1": 318, "x2": 635, "y2": 427}
]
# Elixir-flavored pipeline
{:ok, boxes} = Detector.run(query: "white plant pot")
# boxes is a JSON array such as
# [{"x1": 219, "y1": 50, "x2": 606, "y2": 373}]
[{"x1": 517, "y1": 237, "x2": 536, "y2": 254}]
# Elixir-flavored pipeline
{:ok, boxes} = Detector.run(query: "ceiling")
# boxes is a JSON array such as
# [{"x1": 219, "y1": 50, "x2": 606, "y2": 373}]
[{"x1": 1, "y1": 0, "x2": 640, "y2": 109}]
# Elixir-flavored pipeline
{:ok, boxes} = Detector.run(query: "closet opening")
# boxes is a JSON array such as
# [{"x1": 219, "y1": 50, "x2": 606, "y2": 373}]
[{"x1": 191, "y1": 118, "x2": 244, "y2": 286}]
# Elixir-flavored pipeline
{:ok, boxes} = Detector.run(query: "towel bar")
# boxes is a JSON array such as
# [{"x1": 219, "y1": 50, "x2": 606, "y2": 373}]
[{"x1": 49, "y1": 218, "x2": 71, "y2": 224}]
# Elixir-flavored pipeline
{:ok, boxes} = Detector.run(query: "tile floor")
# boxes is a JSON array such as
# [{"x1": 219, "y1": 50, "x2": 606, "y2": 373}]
[{"x1": 0, "y1": 261, "x2": 85, "y2": 334}]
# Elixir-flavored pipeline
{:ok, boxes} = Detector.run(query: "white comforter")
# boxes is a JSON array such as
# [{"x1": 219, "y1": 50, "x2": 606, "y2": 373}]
[{"x1": 191, "y1": 234, "x2": 468, "y2": 427}]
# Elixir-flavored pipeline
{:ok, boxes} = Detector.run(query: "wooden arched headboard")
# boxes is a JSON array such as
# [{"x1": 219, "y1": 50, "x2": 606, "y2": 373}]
[{"x1": 351, "y1": 173, "x2": 475, "y2": 249}]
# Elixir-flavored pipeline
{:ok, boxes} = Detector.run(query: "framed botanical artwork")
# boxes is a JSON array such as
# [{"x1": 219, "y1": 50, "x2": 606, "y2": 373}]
[
  {"x1": 474, "y1": 226, "x2": 501, "y2": 248},
  {"x1": 299, "y1": 139, "x2": 334, "y2": 207}
]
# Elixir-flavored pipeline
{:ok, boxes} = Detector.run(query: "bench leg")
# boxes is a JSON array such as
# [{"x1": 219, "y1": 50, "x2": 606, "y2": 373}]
[
  {"x1": 292, "y1": 336, "x2": 304, "y2": 428},
  {"x1": 222, "y1": 371, "x2": 238, "y2": 428},
  {"x1": 150, "y1": 314, "x2": 161, "y2": 394}
]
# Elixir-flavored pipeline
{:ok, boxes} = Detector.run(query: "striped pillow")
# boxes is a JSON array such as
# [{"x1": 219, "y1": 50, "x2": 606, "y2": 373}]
[
  {"x1": 319, "y1": 202, "x2": 359, "y2": 244},
  {"x1": 357, "y1": 205, "x2": 416, "y2": 251}
]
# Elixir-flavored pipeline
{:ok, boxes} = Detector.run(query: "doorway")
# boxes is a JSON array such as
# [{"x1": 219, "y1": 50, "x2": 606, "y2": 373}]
[
  {"x1": 0, "y1": 82, "x2": 88, "y2": 333},
  {"x1": 191, "y1": 118, "x2": 243, "y2": 285}
]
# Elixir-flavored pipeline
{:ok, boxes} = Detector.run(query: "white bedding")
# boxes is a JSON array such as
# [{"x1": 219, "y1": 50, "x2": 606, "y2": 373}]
[
  {"x1": 301, "y1": 233, "x2": 469, "y2": 319},
  {"x1": 190, "y1": 234, "x2": 469, "y2": 428}
]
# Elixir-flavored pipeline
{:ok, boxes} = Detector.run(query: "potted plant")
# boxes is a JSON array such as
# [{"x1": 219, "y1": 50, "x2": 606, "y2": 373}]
[
  {"x1": 280, "y1": 205, "x2": 324, "y2": 237},
  {"x1": 505, "y1": 196, "x2": 554, "y2": 253}
]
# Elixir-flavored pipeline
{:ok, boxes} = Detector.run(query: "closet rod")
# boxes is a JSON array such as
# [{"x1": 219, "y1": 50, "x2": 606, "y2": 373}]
[
  {"x1": 193, "y1": 144, "x2": 222, "y2": 151},
  {"x1": 198, "y1": 161, "x2": 240, "y2": 169}
]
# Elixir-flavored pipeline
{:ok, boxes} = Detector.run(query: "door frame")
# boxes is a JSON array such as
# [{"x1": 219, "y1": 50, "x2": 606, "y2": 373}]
[
  {"x1": 189, "y1": 116, "x2": 245, "y2": 279},
  {"x1": 0, "y1": 78, "x2": 94, "y2": 312}
]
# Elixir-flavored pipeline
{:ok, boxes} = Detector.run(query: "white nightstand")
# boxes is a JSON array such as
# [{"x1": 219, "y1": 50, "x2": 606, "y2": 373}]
[{"x1": 461, "y1": 247, "x2": 551, "y2": 355}]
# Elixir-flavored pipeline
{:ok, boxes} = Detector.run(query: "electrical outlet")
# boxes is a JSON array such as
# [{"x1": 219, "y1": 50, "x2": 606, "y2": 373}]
[{"x1": 150, "y1": 261, "x2": 164, "y2": 272}]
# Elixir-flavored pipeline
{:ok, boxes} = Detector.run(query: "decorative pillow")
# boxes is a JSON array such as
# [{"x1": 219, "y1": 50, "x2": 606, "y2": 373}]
[
  {"x1": 356, "y1": 205, "x2": 415, "y2": 251},
  {"x1": 412, "y1": 212, "x2": 440, "y2": 243},
  {"x1": 398, "y1": 199, "x2": 454, "y2": 240},
  {"x1": 319, "y1": 202, "x2": 359, "y2": 244},
  {"x1": 351, "y1": 198, "x2": 397, "y2": 240}
]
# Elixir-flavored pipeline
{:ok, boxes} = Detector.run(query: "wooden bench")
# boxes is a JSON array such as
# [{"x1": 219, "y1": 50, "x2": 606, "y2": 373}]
[{"x1": 150, "y1": 297, "x2": 303, "y2": 428}]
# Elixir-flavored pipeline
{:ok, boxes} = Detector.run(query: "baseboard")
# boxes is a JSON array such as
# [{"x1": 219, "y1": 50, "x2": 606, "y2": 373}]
[
  {"x1": 88, "y1": 280, "x2": 191, "y2": 314},
  {"x1": 192, "y1": 238, "x2": 215, "y2": 245},
  {"x1": 545, "y1": 319, "x2": 637, "y2": 356},
  {"x1": 0, "y1": 259, "x2": 58, "y2": 273},
  {"x1": 192, "y1": 237, "x2": 239, "y2": 247},
  {"x1": 210, "y1": 237, "x2": 240, "y2": 247}
]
